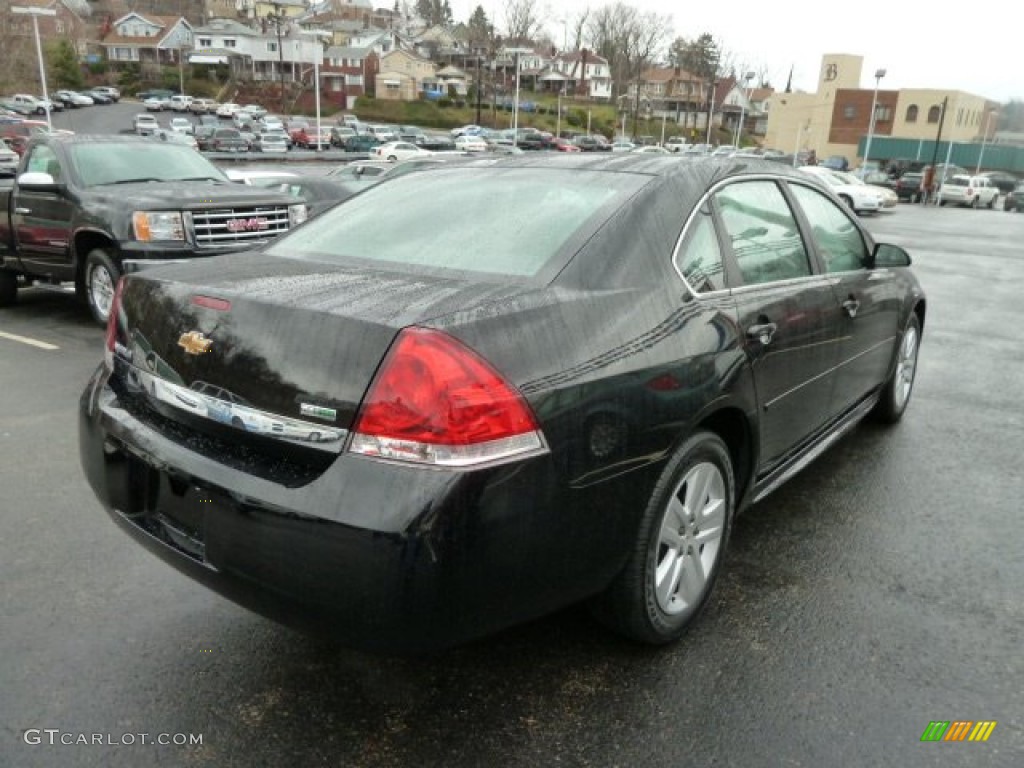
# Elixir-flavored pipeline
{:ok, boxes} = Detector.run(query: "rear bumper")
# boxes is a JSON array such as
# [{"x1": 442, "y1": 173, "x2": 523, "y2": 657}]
[{"x1": 78, "y1": 364, "x2": 634, "y2": 653}]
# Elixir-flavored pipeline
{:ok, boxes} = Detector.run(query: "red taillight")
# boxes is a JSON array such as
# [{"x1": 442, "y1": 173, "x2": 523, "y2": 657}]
[
  {"x1": 104, "y1": 277, "x2": 125, "y2": 355},
  {"x1": 967, "y1": 188, "x2": 974, "y2": 195},
  {"x1": 350, "y1": 327, "x2": 545, "y2": 466}
]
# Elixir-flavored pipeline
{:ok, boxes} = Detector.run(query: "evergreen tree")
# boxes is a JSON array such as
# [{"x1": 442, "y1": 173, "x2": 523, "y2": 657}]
[{"x1": 48, "y1": 40, "x2": 84, "y2": 89}]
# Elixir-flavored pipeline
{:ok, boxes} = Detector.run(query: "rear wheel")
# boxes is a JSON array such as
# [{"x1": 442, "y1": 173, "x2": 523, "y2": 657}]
[
  {"x1": 591, "y1": 431, "x2": 734, "y2": 645},
  {"x1": 874, "y1": 314, "x2": 921, "y2": 423},
  {"x1": 0, "y1": 270, "x2": 18, "y2": 307},
  {"x1": 987, "y1": 196, "x2": 996, "y2": 209},
  {"x1": 81, "y1": 248, "x2": 120, "y2": 326},
  {"x1": 970, "y1": 197, "x2": 979, "y2": 209}
]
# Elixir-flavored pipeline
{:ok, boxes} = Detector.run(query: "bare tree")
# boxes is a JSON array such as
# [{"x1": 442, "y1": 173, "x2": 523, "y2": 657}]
[
  {"x1": 570, "y1": 8, "x2": 589, "y2": 52},
  {"x1": 503, "y1": 0, "x2": 545, "y2": 43},
  {"x1": 586, "y1": 3, "x2": 670, "y2": 101}
]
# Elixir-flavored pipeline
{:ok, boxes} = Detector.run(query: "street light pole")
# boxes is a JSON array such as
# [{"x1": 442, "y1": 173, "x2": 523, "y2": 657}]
[
  {"x1": 267, "y1": 4, "x2": 288, "y2": 113},
  {"x1": 976, "y1": 108, "x2": 996, "y2": 174},
  {"x1": 705, "y1": 79, "x2": 718, "y2": 145},
  {"x1": 862, "y1": 67, "x2": 887, "y2": 174},
  {"x1": 13, "y1": 6, "x2": 56, "y2": 131},
  {"x1": 733, "y1": 71, "x2": 755, "y2": 147},
  {"x1": 301, "y1": 30, "x2": 328, "y2": 152}
]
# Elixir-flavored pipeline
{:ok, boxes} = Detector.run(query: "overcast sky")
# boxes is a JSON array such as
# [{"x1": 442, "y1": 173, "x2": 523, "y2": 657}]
[{"x1": 451, "y1": 0, "x2": 1020, "y2": 103}]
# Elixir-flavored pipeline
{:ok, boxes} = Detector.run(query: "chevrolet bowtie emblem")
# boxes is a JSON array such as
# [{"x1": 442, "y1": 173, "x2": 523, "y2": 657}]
[{"x1": 178, "y1": 331, "x2": 212, "y2": 355}]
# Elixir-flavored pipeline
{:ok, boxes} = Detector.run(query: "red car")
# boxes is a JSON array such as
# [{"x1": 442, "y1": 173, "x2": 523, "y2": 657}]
[
  {"x1": 0, "y1": 119, "x2": 49, "y2": 156},
  {"x1": 551, "y1": 137, "x2": 581, "y2": 153},
  {"x1": 291, "y1": 126, "x2": 332, "y2": 150}
]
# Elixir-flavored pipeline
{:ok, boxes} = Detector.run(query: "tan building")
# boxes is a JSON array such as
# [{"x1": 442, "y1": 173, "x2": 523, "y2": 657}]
[
  {"x1": 764, "y1": 54, "x2": 995, "y2": 164},
  {"x1": 375, "y1": 49, "x2": 435, "y2": 101}
]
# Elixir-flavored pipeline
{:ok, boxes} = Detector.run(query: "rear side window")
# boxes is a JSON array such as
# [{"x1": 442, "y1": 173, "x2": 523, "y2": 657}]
[
  {"x1": 675, "y1": 205, "x2": 726, "y2": 293},
  {"x1": 714, "y1": 181, "x2": 812, "y2": 286},
  {"x1": 267, "y1": 168, "x2": 646, "y2": 278}
]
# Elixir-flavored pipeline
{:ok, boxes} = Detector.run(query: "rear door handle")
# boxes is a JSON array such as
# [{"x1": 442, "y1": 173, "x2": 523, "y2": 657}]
[
  {"x1": 747, "y1": 322, "x2": 777, "y2": 346},
  {"x1": 14, "y1": 207, "x2": 31, "y2": 215},
  {"x1": 842, "y1": 298, "x2": 860, "y2": 318}
]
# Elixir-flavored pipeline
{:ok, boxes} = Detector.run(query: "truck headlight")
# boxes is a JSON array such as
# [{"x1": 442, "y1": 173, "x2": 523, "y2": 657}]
[
  {"x1": 289, "y1": 203, "x2": 308, "y2": 226},
  {"x1": 133, "y1": 211, "x2": 185, "y2": 242}
]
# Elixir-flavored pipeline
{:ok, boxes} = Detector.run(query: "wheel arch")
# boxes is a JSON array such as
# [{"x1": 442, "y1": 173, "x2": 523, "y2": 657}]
[
  {"x1": 694, "y1": 406, "x2": 755, "y2": 512},
  {"x1": 73, "y1": 231, "x2": 119, "y2": 286}
]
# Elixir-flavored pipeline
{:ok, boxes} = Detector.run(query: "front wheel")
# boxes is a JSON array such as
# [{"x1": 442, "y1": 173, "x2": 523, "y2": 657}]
[
  {"x1": 873, "y1": 314, "x2": 921, "y2": 423},
  {"x1": 81, "y1": 249, "x2": 120, "y2": 325},
  {"x1": 591, "y1": 431, "x2": 734, "y2": 645},
  {"x1": 387, "y1": 155, "x2": 398, "y2": 162},
  {"x1": 970, "y1": 197, "x2": 979, "y2": 209},
  {"x1": 0, "y1": 270, "x2": 18, "y2": 307}
]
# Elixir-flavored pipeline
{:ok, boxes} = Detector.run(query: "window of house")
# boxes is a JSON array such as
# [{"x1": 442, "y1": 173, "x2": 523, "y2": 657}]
[
  {"x1": 199, "y1": 38, "x2": 212, "y2": 47},
  {"x1": 906, "y1": 104, "x2": 918, "y2": 122},
  {"x1": 224, "y1": 39, "x2": 236, "y2": 48},
  {"x1": 267, "y1": 42, "x2": 277, "y2": 52},
  {"x1": 843, "y1": 105, "x2": 855, "y2": 119},
  {"x1": 927, "y1": 105, "x2": 942, "y2": 123},
  {"x1": 875, "y1": 106, "x2": 892, "y2": 121}
]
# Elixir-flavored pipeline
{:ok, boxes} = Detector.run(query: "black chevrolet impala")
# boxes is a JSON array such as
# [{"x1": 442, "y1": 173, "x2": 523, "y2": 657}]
[{"x1": 79, "y1": 155, "x2": 925, "y2": 652}]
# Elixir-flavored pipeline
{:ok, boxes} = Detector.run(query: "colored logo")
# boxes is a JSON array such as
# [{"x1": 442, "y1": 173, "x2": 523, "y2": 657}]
[
  {"x1": 177, "y1": 331, "x2": 213, "y2": 356},
  {"x1": 920, "y1": 721, "x2": 997, "y2": 742},
  {"x1": 226, "y1": 217, "x2": 269, "y2": 233}
]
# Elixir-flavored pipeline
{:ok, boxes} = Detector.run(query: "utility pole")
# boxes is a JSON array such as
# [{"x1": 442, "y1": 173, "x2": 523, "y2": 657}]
[
  {"x1": 475, "y1": 56, "x2": 482, "y2": 125},
  {"x1": 266, "y1": 3, "x2": 288, "y2": 113},
  {"x1": 929, "y1": 97, "x2": 948, "y2": 173}
]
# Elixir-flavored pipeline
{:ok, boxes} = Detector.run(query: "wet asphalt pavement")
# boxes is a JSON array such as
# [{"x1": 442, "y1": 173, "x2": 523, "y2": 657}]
[{"x1": 2, "y1": 161, "x2": 1023, "y2": 765}]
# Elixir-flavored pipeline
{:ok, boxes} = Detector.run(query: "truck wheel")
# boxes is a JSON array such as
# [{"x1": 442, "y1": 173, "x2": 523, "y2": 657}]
[
  {"x1": 82, "y1": 249, "x2": 120, "y2": 326},
  {"x1": 0, "y1": 270, "x2": 18, "y2": 307}
]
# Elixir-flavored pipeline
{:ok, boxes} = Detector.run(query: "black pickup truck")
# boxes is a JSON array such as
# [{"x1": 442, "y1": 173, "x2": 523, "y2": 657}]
[{"x1": 0, "y1": 134, "x2": 307, "y2": 323}]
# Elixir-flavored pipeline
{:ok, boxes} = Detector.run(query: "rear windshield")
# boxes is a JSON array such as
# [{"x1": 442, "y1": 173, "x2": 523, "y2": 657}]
[
  {"x1": 947, "y1": 177, "x2": 968, "y2": 186},
  {"x1": 266, "y1": 167, "x2": 647, "y2": 278}
]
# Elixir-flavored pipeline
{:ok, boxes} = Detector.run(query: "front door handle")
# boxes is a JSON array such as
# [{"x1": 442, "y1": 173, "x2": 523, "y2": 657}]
[
  {"x1": 14, "y1": 207, "x2": 31, "y2": 215},
  {"x1": 747, "y1": 322, "x2": 777, "y2": 346},
  {"x1": 842, "y1": 298, "x2": 860, "y2": 318}
]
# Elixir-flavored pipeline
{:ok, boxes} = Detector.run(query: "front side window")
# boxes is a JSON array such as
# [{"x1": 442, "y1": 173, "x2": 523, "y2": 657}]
[
  {"x1": 675, "y1": 204, "x2": 726, "y2": 293},
  {"x1": 789, "y1": 184, "x2": 868, "y2": 273},
  {"x1": 25, "y1": 145, "x2": 60, "y2": 180},
  {"x1": 715, "y1": 181, "x2": 812, "y2": 286}
]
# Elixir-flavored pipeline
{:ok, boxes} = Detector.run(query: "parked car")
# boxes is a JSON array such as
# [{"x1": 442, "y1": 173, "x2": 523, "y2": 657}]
[
  {"x1": 551, "y1": 137, "x2": 581, "y2": 153},
  {"x1": 132, "y1": 114, "x2": 159, "y2": 136},
  {"x1": 832, "y1": 170, "x2": 898, "y2": 209},
  {"x1": 216, "y1": 102, "x2": 242, "y2": 118},
  {"x1": 169, "y1": 117, "x2": 194, "y2": 135},
  {"x1": 979, "y1": 171, "x2": 1019, "y2": 195},
  {"x1": 711, "y1": 144, "x2": 737, "y2": 157},
  {"x1": 330, "y1": 125, "x2": 355, "y2": 146},
  {"x1": 0, "y1": 134, "x2": 306, "y2": 323},
  {"x1": 821, "y1": 155, "x2": 849, "y2": 171},
  {"x1": 292, "y1": 126, "x2": 332, "y2": 150},
  {"x1": 937, "y1": 174, "x2": 1000, "y2": 208},
  {"x1": 451, "y1": 124, "x2": 482, "y2": 137},
  {"x1": 372, "y1": 141, "x2": 433, "y2": 162},
  {"x1": 91, "y1": 86, "x2": 120, "y2": 102},
  {"x1": 664, "y1": 136, "x2": 689, "y2": 153},
  {"x1": 244, "y1": 174, "x2": 357, "y2": 218},
  {"x1": 893, "y1": 172, "x2": 924, "y2": 202},
  {"x1": 202, "y1": 128, "x2": 249, "y2": 153},
  {"x1": 364, "y1": 124, "x2": 397, "y2": 143},
  {"x1": 242, "y1": 104, "x2": 267, "y2": 120},
  {"x1": 168, "y1": 95, "x2": 193, "y2": 112},
  {"x1": 78, "y1": 156, "x2": 925, "y2": 654},
  {"x1": 342, "y1": 134, "x2": 382, "y2": 152},
  {"x1": 151, "y1": 128, "x2": 198, "y2": 151},
  {"x1": 0, "y1": 98, "x2": 35, "y2": 116},
  {"x1": 611, "y1": 140, "x2": 636, "y2": 152},
  {"x1": 0, "y1": 138, "x2": 18, "y2": 175},
  {"x1": 54, "y1": 90, "x2": 94, "y2": 108},
  {"x1": 0, "y1": 119, "x2": 51, "y2": 155},
  {"x1": 633, "y1": 146, "x2": 672, "y2": 155},
  {"x1": 135, "y1": 88, "x2": 176, "y2": 102},
  {"x1": 188, "y1": 98, "x2": 217, "y2": 114},
  {"x1": 143, "y1": 96, "x2": 168, "y2": 111},
  {"x1": 573, "y1": 135, "x2": 610, "y2": 152},
  {"x1": 9, "y1": 94, "x2": 49, "y2": 116},
  {"x1": 253, "y1": 131, "x2": 289, "y2": 153},
  {"x1": 799, "y1": 165, "x2": 883, "y2": 214},
  {"x1": 454, "y1": 135, "x2": 488, "y2": 152},
  {"x1": 1004, "y1": 184, "x2": 1022, "y2": 212}
]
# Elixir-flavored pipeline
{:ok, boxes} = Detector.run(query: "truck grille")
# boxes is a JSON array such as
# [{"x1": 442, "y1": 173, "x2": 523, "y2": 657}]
[{"x1": 189, "y1": 207, "x2": 290, "y2": 249}]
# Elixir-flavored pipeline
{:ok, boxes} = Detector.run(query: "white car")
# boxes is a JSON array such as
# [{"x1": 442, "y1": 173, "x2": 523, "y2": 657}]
[
  {"x1": 611, "y1": 140, "x2": 636, "y2": 153},
  {"x1": 152, "y1": 128, "x2": 198, "y2": 151},
  {"x1": 169, "y1": 117, "x2": 194, "y2": 135},
  {"x1": 938, "y1": 174, "x2": 1000, "y2": 208},
  {"x1": 451, "y1": 124, "x2": 482, "y2": 137},
  {"x1": 242, "y1": 104, "x2": 267, "y2": 120},
  {"x1": 168, "y1": 95, "x2": 193, "y2": 112},
  {"x1": 0, "y1": 140, "x2": 18, "y2": 176},
  {"x1": 254, "y1": 132, "x2": 289, "y2": 153},
  {"x1": 632, "y1": 146, "x2": 671, "y2": 154},
  {"x1": 372, "y1": 141, "x2": 433, "y2": 162},
  {"x1": 55, "y1": 90, "x2": 94, "y2": 107},
  {"x1": 10, "y1": 94, "x2": 48, "y2": 115},
  {"x1": 365, "y1": 124, "x2": 397, "y2": 142},
  {"x1": 216, "y1": 102, "x2": 242, "y2": 118},
  {"x1": 799, "y1": 166, "x2": 883, "y2": 214},
  {"x1": 832, "y1": 170, "x2": 898, "y2": 209},
  {"x1": 133, "y1": 114, "x2": 159, "y2": 136},
  {"x1": 144, "y1": 97, "x2": 168, "y2": 111},
  {"x1": 259, "y1": 115, "x2": 285, "y2": 132},
  {"x1": 453, "y1": 135, "x2": 487, "y2": 152}
]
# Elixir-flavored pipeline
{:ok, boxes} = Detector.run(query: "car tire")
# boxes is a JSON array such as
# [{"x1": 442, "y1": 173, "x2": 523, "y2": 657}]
[
  {"x1": 0, "y1": 269, "x2": 18, "y2": 307},
  {"x1": 987, "y1": 197, "x2": 996, "y2": 209},
  {"x1": 387, "y1": 155, "x2": 397, "y2": 162},
  {"x1": 81, "y1": 248, "x2": 120, "y2": 326},
  {"x1": 873, "y1": 314, "x2": 921, "y2": 424},
  {"x1": 591, "y1": 431, "x2": 734, "y2": 645},
  {"x1": 970, "y1": 197, "x2": 979, "y2": 209}
]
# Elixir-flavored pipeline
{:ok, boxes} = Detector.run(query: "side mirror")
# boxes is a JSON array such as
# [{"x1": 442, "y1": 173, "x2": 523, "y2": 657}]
[
  {"x1": 873, "y1": 242, "x2": 912, "y2": 268},
  {"x1": 17, "y1": 171, "x2": 62, "y2": 192}
]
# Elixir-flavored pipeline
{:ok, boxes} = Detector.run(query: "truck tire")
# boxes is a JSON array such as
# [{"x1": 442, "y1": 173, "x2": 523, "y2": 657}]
[
  {"x1": 82, "y1": 249, "x2": 120, "y2": 326},
  {"x1": 0, "y1": 270, "x2": 18, "y2": 307}
]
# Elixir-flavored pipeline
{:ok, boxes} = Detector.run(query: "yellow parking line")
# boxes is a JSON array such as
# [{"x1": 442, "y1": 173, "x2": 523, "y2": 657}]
[{"x1": 0, "y1": 331, "x2": 60, "y2": 350}]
